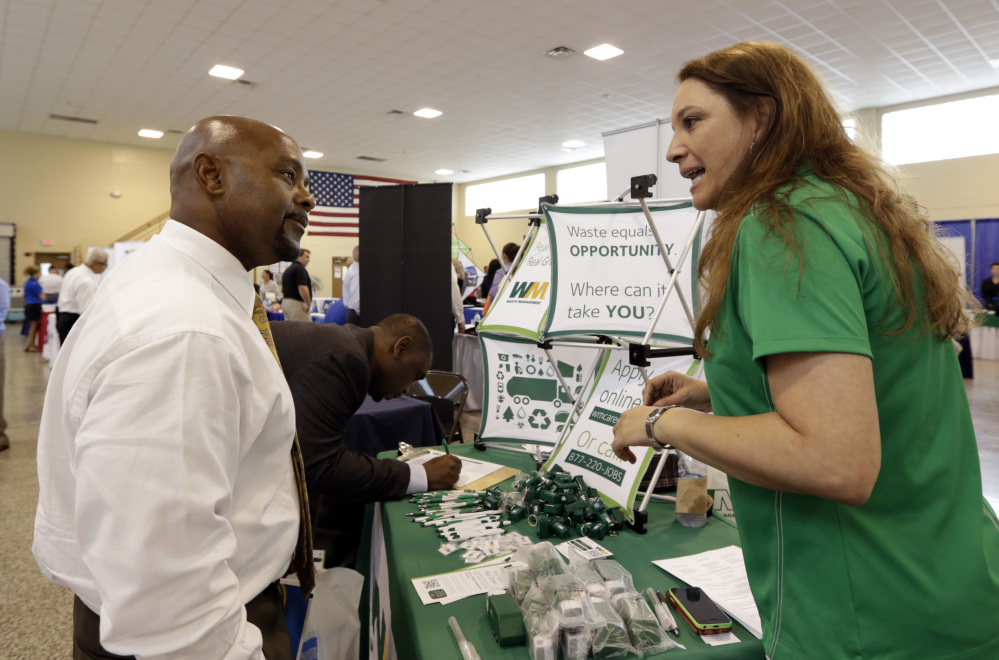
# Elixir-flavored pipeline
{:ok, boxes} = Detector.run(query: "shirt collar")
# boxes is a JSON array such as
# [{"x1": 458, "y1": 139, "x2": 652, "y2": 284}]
[{"x1": 158, "y1": 219, "x2": 255, "y2": 315}]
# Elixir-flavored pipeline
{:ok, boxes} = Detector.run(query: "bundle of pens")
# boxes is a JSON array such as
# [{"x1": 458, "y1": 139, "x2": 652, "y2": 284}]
[{"x1": 408, "y1": 490, "x2": 532, "y2": 563}]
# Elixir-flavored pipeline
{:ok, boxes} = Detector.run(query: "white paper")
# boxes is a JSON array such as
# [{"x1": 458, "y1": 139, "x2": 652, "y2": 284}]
[
  {"x1": 401, "y1": 448, "x2": 507, "y2": 488},
  {"x1": 411, "y1": 556, "x2": 515, "y2": 605},
  {"x1": 652, "y1": 545, "x2": 763, "y2": 640},
  {"x1": 700, "y1": 632, "x2": 740, "y2": 646},
  {"x1": 555, "y1": 537, "x2": 613, "y2": 561}
]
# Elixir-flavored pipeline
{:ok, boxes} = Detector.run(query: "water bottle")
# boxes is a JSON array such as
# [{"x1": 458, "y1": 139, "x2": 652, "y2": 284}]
[
  {"x1": 676, "y1": 451, "x2": 708, "y2": 527},
  {"x1": 472, "y1": 313, "x2": 482, "y2": 326}
]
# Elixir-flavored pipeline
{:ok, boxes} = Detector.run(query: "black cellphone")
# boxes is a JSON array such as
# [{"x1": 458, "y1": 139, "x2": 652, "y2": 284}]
[{"x1": 667, "y1": 587, "x2": 733, "y2": 634}]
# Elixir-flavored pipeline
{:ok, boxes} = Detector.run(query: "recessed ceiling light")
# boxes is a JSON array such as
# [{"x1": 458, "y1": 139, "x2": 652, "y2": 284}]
[
  {"x1": 414, "y1": 108, "x2": 443, "y2": 119},
  {"x1": 138, "y1": 129, "x2": 163, "y2": 138},
  {"x1": 209, "y1": 64, "x2": 244, "y2": 80},
  {"x1": 584, "y1": 44, "x2": 623, "y2": 61},
  {"x1": 435, "y1": 169, "x2": 454, "y2": 175},
  {"x1": 562, "y1": 140, "x2": 586, "y2": 149},
  {"x1": 303, "y1": 151, "x2": 323, "y2": 159},
  {"x1": 991, "y1": 58, "x2": 999, "y2": 69}
]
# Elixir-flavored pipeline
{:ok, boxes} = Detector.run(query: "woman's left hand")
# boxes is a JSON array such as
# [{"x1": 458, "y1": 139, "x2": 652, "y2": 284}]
[{"x1": 611, "y1": 405, "x2": 658, "y2": 464}]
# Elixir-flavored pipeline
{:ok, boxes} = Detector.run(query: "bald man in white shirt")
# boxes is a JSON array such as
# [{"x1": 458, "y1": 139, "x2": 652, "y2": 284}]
[
  {"x1": 56, "y1": 250, "x2": 108, "y2": 344},
  {"x1": 34, "y1": 116, "x2": 316, "y2": 660}
]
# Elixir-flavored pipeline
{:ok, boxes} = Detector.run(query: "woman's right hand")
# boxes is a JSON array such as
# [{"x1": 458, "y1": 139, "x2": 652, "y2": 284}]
[{"x1": 643, "y1": 371, "x2": 712, "y2": 412}]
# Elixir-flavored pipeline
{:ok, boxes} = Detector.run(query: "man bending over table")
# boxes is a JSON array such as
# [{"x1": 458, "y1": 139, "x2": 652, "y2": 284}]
[{"x1": 272, "y1": 315, "x2": 461, "y2": 567}]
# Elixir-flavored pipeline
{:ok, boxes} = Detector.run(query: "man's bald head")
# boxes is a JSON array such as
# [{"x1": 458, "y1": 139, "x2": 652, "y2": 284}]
[
  {"x1": 168, "y1": 115, "x2": 315, "y2": 270},
  {"x1": 368, "y1": 314, "x2": 434, "y2": 401}
]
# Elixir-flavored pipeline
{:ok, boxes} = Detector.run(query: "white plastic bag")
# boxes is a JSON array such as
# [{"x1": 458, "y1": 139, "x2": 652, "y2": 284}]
[{"x1": 297, "y1": 568, "x2": 365, "y2": 660}]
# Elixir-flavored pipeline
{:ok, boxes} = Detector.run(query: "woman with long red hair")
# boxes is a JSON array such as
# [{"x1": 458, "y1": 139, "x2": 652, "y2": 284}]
[{"x1": 612, "y1": 41, "x2": 998, "y2": 658}]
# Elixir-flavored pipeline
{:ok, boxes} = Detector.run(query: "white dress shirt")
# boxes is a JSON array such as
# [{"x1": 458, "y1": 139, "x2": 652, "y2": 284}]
[
  {"x1": 34, "y1": 220, "x2": 299, "y2": 660},
  {"x1": 450, "y1": 265, "x2": 464, "y2": 325},
  {"x1": 58, "y1": 264, "x2": 99, "y2": 314},
  {"x1": 38, "y1": 271, "x2": 63, "y2": 295},
  {"x1": 342, "y1": 261, "x2": 360, "y2": 314},
  {"x1": 258, "y1": 279, "x2": 281, "y2": 304}
]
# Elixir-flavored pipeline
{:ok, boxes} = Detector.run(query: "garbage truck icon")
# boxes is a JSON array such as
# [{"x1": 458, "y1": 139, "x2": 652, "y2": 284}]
[
  {"x1": 507, "y1": 378, "x2": 574, "y2": 407},
  {"x1": 506, "y1": 360, "x2": 580, "y2": 407}
]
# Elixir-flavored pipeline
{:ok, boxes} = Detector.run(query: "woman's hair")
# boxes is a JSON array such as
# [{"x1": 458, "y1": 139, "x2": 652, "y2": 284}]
[
  {"x1": 261, "y1": 269, "x2": 272, "y2": 279},
  {"x1": 486, "y1": 259, "x2": 501, "y2": 277},
  {"x1": 501, "y1": 242, "x2": 520, "y2": 263},
  {"x1": 24, "y1": 265, "x2": 40, "y2": 277},
  {"x1": 678, "y1": 41, "x2": 975, "y2": 355}
]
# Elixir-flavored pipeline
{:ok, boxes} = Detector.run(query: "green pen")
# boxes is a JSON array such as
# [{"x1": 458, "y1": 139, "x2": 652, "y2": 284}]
[{"x1": 442, "y1": 436, "x2": 450, "y2": 454}]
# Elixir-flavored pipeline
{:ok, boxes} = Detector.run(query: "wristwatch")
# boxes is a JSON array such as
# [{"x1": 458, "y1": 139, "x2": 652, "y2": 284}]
[{"x1": 645, "y1": 406, "x2": 679, "y2": 451}]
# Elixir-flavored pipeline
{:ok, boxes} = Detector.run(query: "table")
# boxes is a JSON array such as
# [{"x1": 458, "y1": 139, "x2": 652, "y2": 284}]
[
  {"x1": 971, "y1": 314, "x2": 999, "y2": 360},
  {"x1": 452, "y1": 333, "x2": 484, "y2": 411},
  {"x1": 345, "y1": 395, "x2": 446, "y2": 457},
  {"x1": 359, "y1": 443, "x2": 764, "y2": 660}
]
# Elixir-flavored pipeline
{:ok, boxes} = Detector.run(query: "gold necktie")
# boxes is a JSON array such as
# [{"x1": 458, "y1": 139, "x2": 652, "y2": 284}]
[{"x1": 252, "y1": 295, "x2": 315, "y2": 597}]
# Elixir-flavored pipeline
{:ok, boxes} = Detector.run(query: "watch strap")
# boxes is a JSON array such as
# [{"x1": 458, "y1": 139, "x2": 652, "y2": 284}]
[{"x1": 646, "y1": 406, "x2": 679, "y2": 451}]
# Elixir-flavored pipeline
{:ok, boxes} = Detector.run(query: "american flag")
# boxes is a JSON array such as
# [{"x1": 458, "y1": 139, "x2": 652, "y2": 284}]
[{"x1": 307, "y1": 170, "x2": 416, "y2": 237}]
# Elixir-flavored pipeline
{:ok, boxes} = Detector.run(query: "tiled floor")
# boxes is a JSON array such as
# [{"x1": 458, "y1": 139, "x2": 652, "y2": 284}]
[{"x1": 3, "y1": 327, "x2": 998, "y2": 657}]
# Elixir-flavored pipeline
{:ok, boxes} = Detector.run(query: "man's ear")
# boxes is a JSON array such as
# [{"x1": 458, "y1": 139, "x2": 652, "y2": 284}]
[
  {"x1": 193, "y1": 152, "x2": 225, "y2": 196},
  {"x1": 392, "y1": 336, "x2": 413, "y2": 359}
]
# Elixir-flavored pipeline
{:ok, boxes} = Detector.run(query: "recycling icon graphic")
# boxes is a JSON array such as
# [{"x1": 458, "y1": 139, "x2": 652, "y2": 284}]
[{"x1": 527, "y1": 409, "x2": 551, "y2": 430}]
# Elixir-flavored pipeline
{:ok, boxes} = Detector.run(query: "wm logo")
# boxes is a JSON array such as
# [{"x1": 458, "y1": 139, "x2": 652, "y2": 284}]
[{"x1": 510, "y1": 281, "x2": 549, "y2": 299}]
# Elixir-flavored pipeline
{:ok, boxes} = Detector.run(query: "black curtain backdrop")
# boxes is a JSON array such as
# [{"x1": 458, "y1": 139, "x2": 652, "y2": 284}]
[{"x1": 359, "y1": 183, "x2": 453, "y2": 371}]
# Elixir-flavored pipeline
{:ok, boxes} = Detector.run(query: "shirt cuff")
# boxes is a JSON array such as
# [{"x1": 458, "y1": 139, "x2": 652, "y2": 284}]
[{"x1": 406, "y1": 463, "x2": 428, "y2": 494}]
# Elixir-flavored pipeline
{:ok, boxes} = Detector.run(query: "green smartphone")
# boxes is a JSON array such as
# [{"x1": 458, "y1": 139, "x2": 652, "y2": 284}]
[{"x1": 667, "y1": 587, "x2": 733, "y2": 635}]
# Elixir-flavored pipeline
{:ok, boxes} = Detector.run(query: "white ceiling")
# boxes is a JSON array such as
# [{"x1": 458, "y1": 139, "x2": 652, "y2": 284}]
[{"x1": 2, "y1": 0, "x2": 999, "y2": 183}]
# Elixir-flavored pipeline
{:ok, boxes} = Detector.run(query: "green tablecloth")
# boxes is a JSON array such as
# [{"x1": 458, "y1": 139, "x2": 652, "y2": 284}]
[
  {"x1": 980, "y1": 313, "x2": 999, "y2": 328},
  {"x1": 361, "y1": 443, "x2": 765, "y2": 659}
]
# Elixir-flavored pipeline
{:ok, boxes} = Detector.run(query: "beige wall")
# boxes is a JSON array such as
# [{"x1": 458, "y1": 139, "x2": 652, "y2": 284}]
[
  {"x1": 6, "y1": 101, "x2": 999, "y2": 292},
  {"x1": 452, "y1": 158, "x2": 604, "y2": 273},
  {"x1": 0, "y1": 130, "x2": 173, "y2": 284},
  {"x1": 899, "y1": 153, "x2": 999, "y2": 221}
]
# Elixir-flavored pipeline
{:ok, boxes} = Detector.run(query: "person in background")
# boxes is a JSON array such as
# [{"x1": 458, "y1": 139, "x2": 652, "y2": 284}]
[
  {"x1": 981, "y1": 262, "x2": 999, "y2": 311},
  {"x1": 38, "y1": 267, "x2": 63, "y2": 304},
  {"x1": 33, "y1": 115, "x2": 316, "y2": 660},
  {"x1": 487, "y1": 242, "x2": 520, "y2": 302},
  {"x1": 0, "y1": 277, "x2": 9, "y2": 452},
  {"x1": 56, "y1": 249, "x2": 108, "y2": 344},
  {"x1": 23, "y1": 265, "x2": 44, "y2": 352},
  {"x1": 450, "y1": 259, "x2": 466, "y2": 333},
  {"x1": 258, "y1": 268, "x2": 281, "y2": 305},
  {"x1": 610, "y1": 41, "x2": 998, "y2": 659},
  {"x1": 478, "y1": 258, "x2": 501, "y2": 300},
  {"x1": 271, "y1": 314, "x2": 461, "y2": 567},
  {"x1": 282, "y1": 248, "x2": 312, "y2": 322},
  {"x1": 452, "y1": 258, "x2": 465, "y2": 292},
  {"x1": 342, "y1": 245, "x2": 361, "y2": 325}
]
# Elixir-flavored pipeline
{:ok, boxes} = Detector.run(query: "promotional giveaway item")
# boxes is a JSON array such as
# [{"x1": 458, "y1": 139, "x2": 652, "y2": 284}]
[{"x1": 544, "y1": 353, "x2": 701, "y2": 521}]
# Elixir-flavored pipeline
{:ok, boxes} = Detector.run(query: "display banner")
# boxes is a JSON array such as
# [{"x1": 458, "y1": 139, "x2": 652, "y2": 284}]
[
  {"x1": 367, "y1": 504, "x2": 396, "y2": 660},
  {"x1": 544, "y1": 353, "x2": 702, "y2": 521},
  {"x1": 542, "y1": 203, "x2": 702, "y2": 342},
  {"x1": 477, "y1": 333, "x2": 603, "y2": 445},
  {"x1": 477, "y1": 221, "x2": 551, "y2": 339}
]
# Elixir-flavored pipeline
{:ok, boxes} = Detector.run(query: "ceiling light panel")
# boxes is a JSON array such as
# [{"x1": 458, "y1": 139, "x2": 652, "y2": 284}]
[
  {"x1": 413, "y1": 107, "x2": 443, "y2": 118},
  {"x1": 583, "y1": 44, "x2": 623, "y2": 61},
  {"x1": 208, "y1": 64, "x2": 244, "y2": 80},
  {"x1": 138, "y1": 129, "x2": 163, "y2": 138}
]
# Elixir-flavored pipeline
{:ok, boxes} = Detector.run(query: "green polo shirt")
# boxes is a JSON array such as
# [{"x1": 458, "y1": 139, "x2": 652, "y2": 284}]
[{"x1": 704, "y1": 168, "x2": 999, "y2": 659}]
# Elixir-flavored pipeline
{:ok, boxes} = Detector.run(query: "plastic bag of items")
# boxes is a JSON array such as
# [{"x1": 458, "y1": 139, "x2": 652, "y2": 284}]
[
  {"x1": 563, "y1": 546, "x2": 610, "y2": 601},
  {"x1": 526, "y1": 542, "x2": 566, "y2": 578},
  {"x1": 506, "y1": 562, "x2": 536, "y2": 605},
  {"x1": 589, "y1": 597, "x2": 635, "y2": 659},
  {"x1": 592, "y1": 559, "x2": 636, "y2": 601},
  {"x1": 521, "y1": 582, "x2": 560, "y2": 660},
  {"x1": 611, "y1": 592, "x2": 680, "y2": 656}
]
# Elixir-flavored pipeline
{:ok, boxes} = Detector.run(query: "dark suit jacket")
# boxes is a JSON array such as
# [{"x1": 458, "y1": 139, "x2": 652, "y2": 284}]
[{"x1": 271, "y1": 321, "x2": 411, "y2": 566}]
